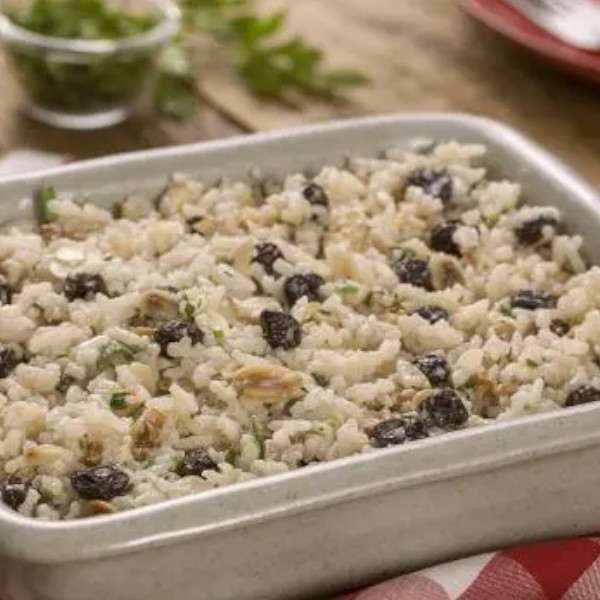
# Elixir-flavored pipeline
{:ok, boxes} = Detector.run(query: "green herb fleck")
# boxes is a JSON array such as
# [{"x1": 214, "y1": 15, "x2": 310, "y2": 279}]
[
  {"x1": 98, "y1": 341, "x2": 135, "y2": 371},
  {"x1": 109, "y1": 391, "x2": 129, "y2": 411},
  {"x1": 484, "y1": 214, "x2": 499, "y2": 228},
  {"x1": 499, "y1": 304, "x2": 514, "y2": 318},
  {"x1": 463, "y1": 374, "x2": 478, "y2": 388},
  {"x1": 130, "y1": 403, "x2": 146, "y2": 420},
  {"x1": 142, "y1": 457, "x2": 155, "y2": 469},
  {"x1": 526, "y1": 359, "x2": 539, "y2": 368},
  {"x1": 337, "y1": 282, "x2": 359, "y2": 295},
  {"x1": 182, "y1": 297, "x2": 195, "y2": 320},
  {"x1": 213, "y1": 329, "x2": 225, "y2": 343},
  {"x1": 55, "y1": 374, "x2": 74, "y2": 394},
  {"x1": 251, "y1": 416, "x2": 265, "y2": 460},
  {"x1": 393, "y1": 247, "x2": 417, "y2": 261},
  {"x1": 33, "y1": 185, "x2": 57, "y2": 225},
  {"x1": 224, "y1": 448, "x2": 237, "y2": 465},
  {"x1": 283, "y1": 395, "x2": 301, "y2": 414}
]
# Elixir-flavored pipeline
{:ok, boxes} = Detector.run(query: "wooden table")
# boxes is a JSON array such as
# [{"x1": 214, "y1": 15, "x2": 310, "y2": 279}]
[{"x1": 2, "y1": 0, "x2": 600, "y2": 184}]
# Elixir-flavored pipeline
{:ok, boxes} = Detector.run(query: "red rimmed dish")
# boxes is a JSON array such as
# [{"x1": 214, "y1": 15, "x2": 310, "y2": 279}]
[{"x1": 461, "y1": 0, "x2": 600, "y2": 86}]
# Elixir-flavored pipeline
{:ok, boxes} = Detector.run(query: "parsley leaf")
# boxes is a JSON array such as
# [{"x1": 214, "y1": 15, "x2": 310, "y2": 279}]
[{"x1": 34, "y1": 185, "x2": 57, "y2": 225}]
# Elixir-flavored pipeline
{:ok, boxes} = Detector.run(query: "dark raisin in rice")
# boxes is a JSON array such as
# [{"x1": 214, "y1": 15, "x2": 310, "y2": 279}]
[
  {"x1": 252, "y1": 243, "x2": 284, "y2": 276},
  {"x1": 406, "y1": 168, "x2": 453, "y2": 203},
  {"x1": 0, "y1": 275, "x2": 12, "y2": 306},
  {"x1": 419, "y1": 388, "x2": 468, "y2": 429},
  {"x1": 549, "y1": 318, "x2": 570, "y2": 337},
  {"x1": 0, "y1": 346, "x2": 19, "y2": 379},
  {"x1": 515, "y1": 215, "x2": 559, "y2": 245},
  {"x1": 70, "y1": 464, "x2": 129, "y2": 501},
  {"x1": 565, "y1": 385, "x2": 600, "y2": 407},
  {"x1": 1, "y1": 476, "x2": 31, "y2": 511},
  {"x1": 260, "y1": 310, "x2": 302, "y2": 349},
  {"x1": 154, "y1": 320, "x2": 204, "y2": 358},
  {"x1": 430, "y1": 220, "x2": 461, "y2": 257},
  {"x1": 284, "y1": 273, "x2": 324, "y2": 307},
  {"x1": 412, "y1": 305, "x2": 449, "y2": 324},
  {"x1": 413, "y1": 354, "x2": 451, "y2": 387},
  {"x1": 302, "y1": 183, "x2": 329, "y2": 207},
  {"x1": 511, "y1": 290, "x2": 557, "y2": 310},
  {"x1": 395, "y1": 259, "x2": 433, "y2": 290},
  {"x1": 370, "y1": 417, "x2": 428, "y2": 448},
  {"x1": 64, "y1": 273, "x2": 108, "y2": 302},
  {"x1": 176, "y1": 448, "x2": 217, "y2": 478}
]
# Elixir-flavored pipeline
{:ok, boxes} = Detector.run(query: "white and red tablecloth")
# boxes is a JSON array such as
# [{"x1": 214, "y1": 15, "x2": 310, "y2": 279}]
[{"x1": 338, "y1": 538, "x2": 600, "y2": 600}]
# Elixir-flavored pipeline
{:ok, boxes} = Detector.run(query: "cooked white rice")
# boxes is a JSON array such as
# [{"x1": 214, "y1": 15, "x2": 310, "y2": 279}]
[{"x1": 0, "y1": 141, "x2": 598, "y2": 520}]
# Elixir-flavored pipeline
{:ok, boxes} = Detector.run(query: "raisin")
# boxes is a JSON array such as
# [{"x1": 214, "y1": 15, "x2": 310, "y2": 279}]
[
  {"x1": 252, "y1": 243, "x2": 284, "y2": 276},
  {"x1": 303, "y1": 183, "x2": 329, "y2": 207},
  {"x1": 565, "y1": 385, "x2": 600, "y2": 407},
  {"x1": 154, "y1": 320, "x2": 204, "y2": 358},
  {"x1": 176, "y1": 448, "x2": 217, "y2": 478},
  {"x1": 430, "y1": 220, "x2": 461, "y2": 257},
  {"x1": 0, "y1": 275, "x2": 12, "y2": 306},
  {"x1": 1, "y1": 476, "x2": 31, "y2": 510},
  {"x1": 414, "y1": 354, "x2": 451, "y2": 387},
  {"x1": 406, "y1": 168, "x2": 453, "y2": 203},
  {"x1": 260, "y1": 310, "x2": 302, "y2": 349},
  {"x1": 284, "y1": 273, "x2": 324, "y2": 307},
  {"x1": 0, "y1": 346, "x2": 18, "y2": 379},
  {"x1": 412, "y1": 305, "x2": 449, "y2": 324},
  {"x1": 64, "y1": 273, "x2": 108, "y2": 301},
  {"x1": 511, "y1": 290, "x2": 557, "y2": 310},
  {"x1": 515, "y1": 216, "x2": 558, "y2": 245},
  {"x1": 419, "y1": 388, "x2": 468, "y2": 429},
  {"x1": 395, "y1": 259, "x2": 433, "y2": 290},
  {"x1": 549, "y1": 319, "x2": 570, "y2": 337},
  {"x1": 370, "y1": 417, "x2": 428, "y2": 448},
  {"x1": 70, "y1": 464, "x2": 129, "y2": 501}
]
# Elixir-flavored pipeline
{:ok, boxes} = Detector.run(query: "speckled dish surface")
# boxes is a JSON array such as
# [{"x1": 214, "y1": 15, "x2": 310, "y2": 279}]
[{"x1": 2, "y1": 114, "x2": 600, "y2": 600}]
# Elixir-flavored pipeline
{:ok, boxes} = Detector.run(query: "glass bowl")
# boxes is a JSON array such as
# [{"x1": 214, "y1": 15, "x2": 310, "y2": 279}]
[{"x1": 0, "y1": 0, "x2": 180, "y2": 130}]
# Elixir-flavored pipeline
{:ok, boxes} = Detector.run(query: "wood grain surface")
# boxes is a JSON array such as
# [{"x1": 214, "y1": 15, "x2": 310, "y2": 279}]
[{"x1": 2, "y1": 0, "x2": 600, "y2": 185}]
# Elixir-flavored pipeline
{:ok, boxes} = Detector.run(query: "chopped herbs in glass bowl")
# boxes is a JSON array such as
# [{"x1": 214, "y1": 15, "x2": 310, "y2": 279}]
[{"x1": 0, "y1": 0, "x2": 180, "y2": 129}]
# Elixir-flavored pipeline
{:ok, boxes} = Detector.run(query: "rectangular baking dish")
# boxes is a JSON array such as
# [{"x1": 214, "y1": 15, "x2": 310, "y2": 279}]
[{"x1": 1, "y1": 114, "x2": 600, "y2": 600}]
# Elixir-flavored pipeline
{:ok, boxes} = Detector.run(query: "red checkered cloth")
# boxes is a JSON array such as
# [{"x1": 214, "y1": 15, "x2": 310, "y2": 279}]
[{"x1": 338, "y1": 538, "x2": 600, "y2": 600}]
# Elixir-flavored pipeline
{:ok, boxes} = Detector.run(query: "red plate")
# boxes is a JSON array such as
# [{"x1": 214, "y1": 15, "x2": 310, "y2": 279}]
[{"x1": 461, "y1": 0, "x2": 600, "y2": 86}]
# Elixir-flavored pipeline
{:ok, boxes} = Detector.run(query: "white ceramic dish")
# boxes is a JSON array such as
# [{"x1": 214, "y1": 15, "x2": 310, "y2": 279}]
[{"x1": 1, "y1": 114, "x2": 600, "y2": 600}]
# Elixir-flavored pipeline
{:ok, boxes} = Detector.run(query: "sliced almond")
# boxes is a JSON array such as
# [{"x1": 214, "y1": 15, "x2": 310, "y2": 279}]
[
  {"x1": 131, "y1": 408, "x2": 167, "y2": 460},
  {"x1": 233, "y1": 364, "x2": 303, "y2": 404},
  {"x1": 430, "y1": 254, "x2": 465, "y2": 290},
  {"x1": 140, "y1": 289, "x2": 179, "y2": 321}
]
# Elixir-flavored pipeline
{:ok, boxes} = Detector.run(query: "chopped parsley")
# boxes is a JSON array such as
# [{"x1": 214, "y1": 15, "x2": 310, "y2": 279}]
[
  {"x1": 98, "y1": 341, "x2": 135, "y2": 371},
  {"x1": 55, "y1": 374, "x2": 74, "y2": 394},
  {"x1": 109, "y1": 392, "x2": 129, "y2": 411},
  {"x1": 251, "y1": 417, "x2": 266, "y2": 460},
  {"x1": 337, "y1": 282, "x2": 359, "y2": 294},
  {"x1": 224, "y1": 448, "x2": 238, "y2": 465},
  {"x1": 33, "y1": 185, "x2": 57, "y2": 225}
]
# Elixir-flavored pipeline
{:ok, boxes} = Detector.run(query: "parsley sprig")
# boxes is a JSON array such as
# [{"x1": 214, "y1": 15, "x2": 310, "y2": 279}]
[{"x1": 155, "y1": 0, "x2": 368, "y2": 120}]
